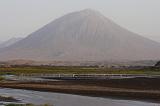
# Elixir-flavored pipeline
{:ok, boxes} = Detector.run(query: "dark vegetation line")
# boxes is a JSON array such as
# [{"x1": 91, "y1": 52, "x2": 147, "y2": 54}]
[{"x1": 0, "y1": 66, "x2": 160, "y2": 75}]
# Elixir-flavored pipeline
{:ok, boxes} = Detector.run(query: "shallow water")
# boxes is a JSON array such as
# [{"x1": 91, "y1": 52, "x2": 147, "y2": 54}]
[{"x1": 0, "y1": 88, "x2": 159, "y2": 106}]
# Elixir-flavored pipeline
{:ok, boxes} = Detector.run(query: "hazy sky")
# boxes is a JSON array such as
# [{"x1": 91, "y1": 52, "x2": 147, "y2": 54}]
[{"x1": 0, "y1": 0, "x2": 160, "y2": 42}]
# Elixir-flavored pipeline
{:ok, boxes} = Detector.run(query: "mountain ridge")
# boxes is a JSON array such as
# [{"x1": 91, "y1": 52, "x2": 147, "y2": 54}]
[{"x1": 0, "y1": 37, "x2": 23, "y2": 49}]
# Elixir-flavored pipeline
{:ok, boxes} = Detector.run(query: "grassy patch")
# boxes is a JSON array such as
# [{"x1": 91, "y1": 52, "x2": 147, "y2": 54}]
[{"x1": 0, "y1": 66, "x2": 160, "y2": 75}]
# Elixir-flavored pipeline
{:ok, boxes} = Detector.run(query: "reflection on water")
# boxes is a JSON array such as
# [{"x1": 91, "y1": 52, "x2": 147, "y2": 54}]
[{"x1": 0, "y1": 88, "x2": 159, "y2": 106}]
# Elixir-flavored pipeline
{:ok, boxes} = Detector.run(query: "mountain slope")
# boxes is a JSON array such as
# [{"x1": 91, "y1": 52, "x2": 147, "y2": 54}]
[
  {"x1": 0, "y1": 9, "x2": 160, "y2": 61},
  {"x1": 0, "y1": 37, "x2": 23, "y2": 48}
]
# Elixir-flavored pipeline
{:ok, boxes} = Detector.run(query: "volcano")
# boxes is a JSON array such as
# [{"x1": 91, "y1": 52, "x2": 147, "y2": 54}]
[{"x1": 0, "y1": 9, "x2": 160, "y2": 61}]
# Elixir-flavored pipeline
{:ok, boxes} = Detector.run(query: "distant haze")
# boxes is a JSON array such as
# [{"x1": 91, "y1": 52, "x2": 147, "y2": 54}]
[{"x1": 0, "y1": 0, "x2": 160, "y2": 42}]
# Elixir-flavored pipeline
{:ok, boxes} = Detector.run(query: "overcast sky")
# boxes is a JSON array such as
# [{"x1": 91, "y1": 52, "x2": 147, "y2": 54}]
[{"x1": 0, "y1": 0, "x2": 160, "y2": 42}]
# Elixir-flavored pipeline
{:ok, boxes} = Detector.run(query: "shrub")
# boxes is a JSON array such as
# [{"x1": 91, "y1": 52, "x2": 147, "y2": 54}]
[{"x1": 0, "y1": 76, "x2": 4, "y2": 81}]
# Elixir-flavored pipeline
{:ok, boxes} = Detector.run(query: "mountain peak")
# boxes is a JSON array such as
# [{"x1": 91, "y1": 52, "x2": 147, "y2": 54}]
[
  {"x1": 81, "y1": 8, "x2": 98, "y2": 12},
  {"x1": 79, "y1": 9, "x2": 101, "y2": 15}
]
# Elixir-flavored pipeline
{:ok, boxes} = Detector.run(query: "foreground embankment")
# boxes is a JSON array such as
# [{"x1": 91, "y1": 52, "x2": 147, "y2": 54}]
[{"x1": 0, "y1": 77, "x2": 160, "y2": 103}]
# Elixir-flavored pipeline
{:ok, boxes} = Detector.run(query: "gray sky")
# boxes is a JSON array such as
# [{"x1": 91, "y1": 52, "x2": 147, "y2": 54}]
[{"x1": 0, "y1": 0, "x2": 160, "y2": 42}]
